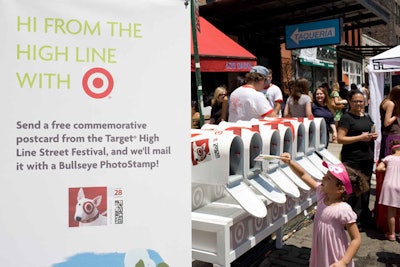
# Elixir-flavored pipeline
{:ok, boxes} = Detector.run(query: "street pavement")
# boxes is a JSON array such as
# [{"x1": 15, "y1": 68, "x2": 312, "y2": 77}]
[{"x1": 193, "y1": 143, "x2": 400, "y2": 267}]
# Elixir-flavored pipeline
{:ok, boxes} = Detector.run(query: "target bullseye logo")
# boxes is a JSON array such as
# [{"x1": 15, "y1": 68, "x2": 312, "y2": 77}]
[
  {"x1": 83, "y1": 201, "x2": 94, "y2": 214},
  {"x1": 82, "y1": 67, "x2": 114, "y2": 98}
]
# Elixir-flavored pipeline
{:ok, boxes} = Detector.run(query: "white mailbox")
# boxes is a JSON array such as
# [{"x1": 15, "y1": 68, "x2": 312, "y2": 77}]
[
  {"x1": 261, "y1": 118, "x2": 304, "y2": 157},
  {"x1": 302, "y1": 117, "x2": 316, "y2": 154},
  {"x1": 303, "y1": 117, "x2": 328, "y2": 174},
  {"x1": 315, "y1": 117, "x2": 328, "y2": 150},
  {"x1": 190, "y1": 118, "x2": 338, "y2": 267},
  {"x1": 313, "y1": 117, "x2": 341, "y2": 164},
  {"x1": 239, "y1": 121, "x2": 281, "y2": 159},
  {"x1": 250, "y1": 119, "x2": 303, "y2": 197},
  {"x1": 262, "y1": 118, "x2": 322, "y2": 178},
  {"x1": 291, "y1": 117, "x2": 324, "y2": 180},
  {"x1": 212, "y1": 122, "x2": 286, "y2": 204},
  {"x1": 191, "y1": 131, "x2": 267, "y2": 218},
  {"x1": 191, "y1": 131, "x2": 242, "y2": 185}
]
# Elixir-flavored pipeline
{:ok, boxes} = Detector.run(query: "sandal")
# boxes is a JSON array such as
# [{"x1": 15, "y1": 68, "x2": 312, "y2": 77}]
[{"x1": 385, "y1": 233, "x2": 396, "y2": 241}]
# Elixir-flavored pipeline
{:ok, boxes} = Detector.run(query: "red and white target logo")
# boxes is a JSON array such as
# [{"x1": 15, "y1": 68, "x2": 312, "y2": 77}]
[
  {"x1": 83, "y1": 201, "x2": 95, "y2": 214},
  {"x1": 82, "y1": 67, "x2": 114, "y2": 99}
]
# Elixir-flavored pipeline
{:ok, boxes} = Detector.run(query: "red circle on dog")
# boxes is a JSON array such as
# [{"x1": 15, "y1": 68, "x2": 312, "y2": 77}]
[
  {"x1": 82, "y1": 67, "x2": 114, "y2": 99},
  {"x1": 83, "y1": 201, "x2": 94, "y2": 214}
]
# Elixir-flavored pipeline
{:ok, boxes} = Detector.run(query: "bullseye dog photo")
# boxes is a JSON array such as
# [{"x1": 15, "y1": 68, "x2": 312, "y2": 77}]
[{"x1": 69, "y1": 187, "x2": 108, "y2": 227}]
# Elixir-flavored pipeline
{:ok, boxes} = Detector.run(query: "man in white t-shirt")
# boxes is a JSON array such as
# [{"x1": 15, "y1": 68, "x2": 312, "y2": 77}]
[
  {"x1": 228, "y1": 66, "x2": 276, "y2": 122},
  {"x1": 262, "y1": 69, "x2": 283, "y2": 117}
]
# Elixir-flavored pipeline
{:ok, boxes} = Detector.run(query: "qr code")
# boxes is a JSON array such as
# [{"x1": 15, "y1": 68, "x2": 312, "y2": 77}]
[
  {"x1": 213, "y1": 142, "x2": 220, "y2": 159},
  {"x1": 114, "y1": 200, "x2": 123, "y2": 224}
]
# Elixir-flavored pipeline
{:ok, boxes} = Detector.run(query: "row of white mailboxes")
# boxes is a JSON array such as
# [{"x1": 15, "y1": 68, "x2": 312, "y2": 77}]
[{"x1": 190, "y1": 117, "x2": 341, "y2": 218}]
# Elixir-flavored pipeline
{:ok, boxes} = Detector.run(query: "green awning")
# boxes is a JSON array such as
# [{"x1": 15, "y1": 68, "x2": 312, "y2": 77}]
[{"x1": 299, "y1": 57, "x2": 334, "y2": 69}]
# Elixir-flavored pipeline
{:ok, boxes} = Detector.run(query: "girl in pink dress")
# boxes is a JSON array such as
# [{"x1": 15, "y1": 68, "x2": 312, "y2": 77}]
[
  {"x1": 280, "y1": 153, "x2": 369, "y2": 267},
  {"x1": 377, "y1": 141, "x2": 400, "y2": 241}
]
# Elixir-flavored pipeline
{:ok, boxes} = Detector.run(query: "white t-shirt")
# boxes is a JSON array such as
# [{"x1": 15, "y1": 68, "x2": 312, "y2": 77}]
[
  {"x1": 228, "y1": 85, "x2": 274, "y2": 122},
  {"x1": 262, "y1": 84, "x2": 283, "y2": 116}
]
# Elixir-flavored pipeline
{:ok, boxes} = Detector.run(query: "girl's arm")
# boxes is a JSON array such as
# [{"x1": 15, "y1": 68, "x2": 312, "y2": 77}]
[
  {"x1": 333, "y1": 95, "x2": 340, "y2": 105},
  {"x1": 330, "y1": 123, "x2": 337, "y2": 143},
  {"x1": 221, "y1": 96, "x2": 229, "y2": 122},
  {"x1": 330, "y1": 222, "x2": 361, "y2": 267},
  {"x1": 334, "y1": 96, "x2": 347, "y2": 105},
  {"x1": 305, "y1": 101, "x2": 312, "y2": 117},
  {"x1": 283, "y1": 101, "x2": 290, "y2": 117},
  {"x1": 274, "y1": 102, "x2": 282, "y2": 115},
  {"x1": 279, "y1": 153, "x2": 317, "y2": 190}
]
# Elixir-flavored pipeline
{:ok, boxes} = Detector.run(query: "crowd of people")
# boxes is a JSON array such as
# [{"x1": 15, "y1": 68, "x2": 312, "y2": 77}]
[{"x1": 191, "y1": 64, "x2": 400, "y2": 266}]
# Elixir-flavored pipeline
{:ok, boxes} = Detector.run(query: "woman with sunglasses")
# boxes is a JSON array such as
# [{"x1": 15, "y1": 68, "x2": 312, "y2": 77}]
[{"x1": 337, "y1": 90, "x2": 378, "y2": 229}]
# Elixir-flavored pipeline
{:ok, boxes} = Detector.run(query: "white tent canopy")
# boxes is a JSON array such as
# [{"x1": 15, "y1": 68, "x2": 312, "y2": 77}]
[
  {"x1": 368, "y1": 45, "x2": 400, "y2": 160},
  {"x1": 370, "y1": 45, "x2": 400, "y2": 72}
]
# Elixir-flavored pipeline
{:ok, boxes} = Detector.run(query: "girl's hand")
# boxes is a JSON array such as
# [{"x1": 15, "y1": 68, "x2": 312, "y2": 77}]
[
  {"x1": 279, "y1": 153, "x2": 291, "y2": 164},
  {"x1": 329, "y1": 260, "x2": 347, "y2": 267}
]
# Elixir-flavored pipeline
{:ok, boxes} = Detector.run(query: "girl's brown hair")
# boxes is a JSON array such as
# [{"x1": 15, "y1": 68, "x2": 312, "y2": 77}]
[
  {"x1": 390, "y1": 140, "x2": 400, "y2": 154},
  {"x1": 291, "y1": 78, "x2": 310, "y2": 103},
  {"x1": 342, "y1": 164, "x2": 369, "y2": 199},
  {"x1": 386, "y1": 85, "x2": 400, "y2": 116}
]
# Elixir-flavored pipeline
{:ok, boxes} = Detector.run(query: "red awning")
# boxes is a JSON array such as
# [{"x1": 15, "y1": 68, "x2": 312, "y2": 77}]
[{"x1": 191, "y1": 17, "x2": 257, "y2": 72}]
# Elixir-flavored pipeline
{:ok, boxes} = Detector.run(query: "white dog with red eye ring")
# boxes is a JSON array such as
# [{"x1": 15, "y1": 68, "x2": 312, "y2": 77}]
[{"x1": 74, "y1": 187, "x2": 107, "y2": 226}]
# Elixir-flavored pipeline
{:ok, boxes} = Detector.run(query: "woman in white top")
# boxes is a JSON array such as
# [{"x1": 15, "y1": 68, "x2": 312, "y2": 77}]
[{"x1": 284, "y1": 78, "x2": 312, "y2": 118}]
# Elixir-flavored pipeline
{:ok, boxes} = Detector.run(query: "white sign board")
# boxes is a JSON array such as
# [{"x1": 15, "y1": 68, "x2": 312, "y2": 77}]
[{"x1": 0, "y1": 0, "x2": 191, "y2": 266}]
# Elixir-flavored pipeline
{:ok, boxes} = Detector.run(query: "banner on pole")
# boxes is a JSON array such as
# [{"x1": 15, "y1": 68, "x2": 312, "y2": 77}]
[{"x1": 0, "y1": 0, "x2": 191, "y2": 266}]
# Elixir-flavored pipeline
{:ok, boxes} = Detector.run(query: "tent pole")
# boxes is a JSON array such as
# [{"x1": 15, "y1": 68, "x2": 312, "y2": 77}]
[{"x1": 191, "y1": 0, "x2": 204, "y2": 127}]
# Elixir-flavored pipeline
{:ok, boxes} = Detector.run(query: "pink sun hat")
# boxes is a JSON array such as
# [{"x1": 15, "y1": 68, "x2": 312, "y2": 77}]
[{"x1": 322, "y1": 161, "x2": 353, "y2": 195}]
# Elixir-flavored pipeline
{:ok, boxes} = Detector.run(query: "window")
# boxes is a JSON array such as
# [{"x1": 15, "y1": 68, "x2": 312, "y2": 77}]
[{"x1": 342, "y1": 59, "x2": 362, "y2": 87}]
